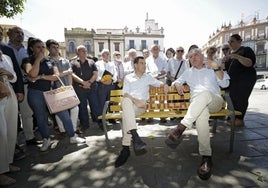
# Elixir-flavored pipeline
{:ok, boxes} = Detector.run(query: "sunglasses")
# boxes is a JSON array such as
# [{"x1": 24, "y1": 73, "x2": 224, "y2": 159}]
[
  {"x1": 176, "y1": 50, "x2": 184, "y2": 53},
  {"x1": 222, "y1": 48, "x2": 229, "y2": 51}
]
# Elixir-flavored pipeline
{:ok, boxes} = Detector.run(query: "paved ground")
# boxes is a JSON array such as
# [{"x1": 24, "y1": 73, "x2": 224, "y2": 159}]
[{"x1": 5, "y1": 89, "x2": 268, "y2": 188}]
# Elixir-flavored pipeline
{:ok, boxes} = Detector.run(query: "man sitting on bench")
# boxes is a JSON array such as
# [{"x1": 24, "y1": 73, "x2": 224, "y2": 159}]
[
  {"x1": 166, "y1": 48, "x2": 230, "y2": 180},
  {"x1": 115, "y1": 56, "x2": 168, "y2": 168}
]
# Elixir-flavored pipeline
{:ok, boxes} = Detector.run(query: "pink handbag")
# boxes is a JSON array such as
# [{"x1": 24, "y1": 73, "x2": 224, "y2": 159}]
[{"x1": 43, "y1": 76, "x2": 80, "y2": 114}]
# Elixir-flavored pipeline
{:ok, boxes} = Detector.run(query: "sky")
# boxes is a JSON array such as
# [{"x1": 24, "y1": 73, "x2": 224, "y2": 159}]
[{"x1": 1, "y1": 0, "x2": 268, "y2": 51}]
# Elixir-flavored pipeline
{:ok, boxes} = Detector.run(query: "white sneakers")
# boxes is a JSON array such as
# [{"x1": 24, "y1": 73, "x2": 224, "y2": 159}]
[
  {"x1": 70, "y1": 135, "x2": 86, "y2": 144},
  {"x1": 40, "y1": 136, "x2": 85, "y2": 151},
  {"x1": 40, "y1": 138, "x2": 51, "y2": 152}
]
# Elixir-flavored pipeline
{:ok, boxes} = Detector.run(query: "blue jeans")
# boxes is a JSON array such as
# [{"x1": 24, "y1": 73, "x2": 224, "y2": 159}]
[
  {"x1": 28, "y1": 88, "x2": 75, "y2": 138},
  {"x1": 97, "y1": 83, "x2": 116, "y2": 113},
  {"x1": 76, "y1": 88, "x2": 101, "y2": 127}
]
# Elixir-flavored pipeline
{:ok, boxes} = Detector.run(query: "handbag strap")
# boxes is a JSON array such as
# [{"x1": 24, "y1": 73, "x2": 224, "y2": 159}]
[
  {"x1": 55, "y1": 75, "x2": 65, "y2": 87},
  {"x1": 174, "y1": 60, "x2": 184, "y2": 79}
]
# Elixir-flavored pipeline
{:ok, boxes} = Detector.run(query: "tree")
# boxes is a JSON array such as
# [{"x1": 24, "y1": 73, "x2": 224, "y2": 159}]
[{"x1": 0, "y1": 0, "x2": 26, "y2": 18}]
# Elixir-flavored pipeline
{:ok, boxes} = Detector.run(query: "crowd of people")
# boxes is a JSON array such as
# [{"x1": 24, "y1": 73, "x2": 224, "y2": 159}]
[{"x1": 0, "y1": 25, "x2": 257, "y2": 185}]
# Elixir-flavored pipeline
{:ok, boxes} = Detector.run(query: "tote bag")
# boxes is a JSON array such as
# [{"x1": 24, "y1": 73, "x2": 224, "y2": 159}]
[{"x1": 43, "y1": 76, "x2": 80, "y2": 114}]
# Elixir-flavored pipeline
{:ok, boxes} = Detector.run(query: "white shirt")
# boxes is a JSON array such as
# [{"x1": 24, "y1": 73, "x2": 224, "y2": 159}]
[
  {"x1": 123, "y1": 60, "x2": 134, "y2": 76},
  {"x1": 123, "y1": 72, "x2": 163, "y2": 101},
  {"x1": 173, "y1": 66, "x2": 230, "y2": 97},
  {"x1": 146, "y1": 55, "x2": 168, "y2": 78},
  {"x1": 95, "y1": 60, "x2": 118, "y2": 83},
  {"x1": 0, "y1": 54, "x2": 17, "y2": 83},
  {"x1": 167, "y1": 58, "x2": 189, "y2": 78}
]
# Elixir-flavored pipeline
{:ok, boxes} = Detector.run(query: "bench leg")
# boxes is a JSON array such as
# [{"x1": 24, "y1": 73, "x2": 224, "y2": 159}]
[
  {"x1": 229, "y1": 114, "x2": 235, "y2": 153},
  {"x1": 212, "y1": 118, "x2": 217, "y2": 133},
  {"x1": 102, "y1": 117, "x2": 110, "y2": 148}
]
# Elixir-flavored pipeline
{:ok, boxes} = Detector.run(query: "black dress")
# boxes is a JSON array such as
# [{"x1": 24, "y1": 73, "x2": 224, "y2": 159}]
[{"x1": 225, "y1": 46, "x2": 257, "y2": 119}]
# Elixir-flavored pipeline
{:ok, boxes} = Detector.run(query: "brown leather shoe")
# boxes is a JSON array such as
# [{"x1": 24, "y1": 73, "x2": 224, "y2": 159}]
[
  {"x1": 168, "y1": 123, "x2": 186, "y2": 142},
  {"x1": 197, "y1": 156, "x2": 213, "y2": 180},
  {"x1": 165, "y1": 123, "x2": 186, "y2": 149}
]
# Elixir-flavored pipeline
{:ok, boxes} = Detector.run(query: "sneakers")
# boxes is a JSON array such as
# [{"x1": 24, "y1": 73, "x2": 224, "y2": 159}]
[
  {"x1": 40, "y1": 138, "x2": 51, "y2": 152},
  {"x1": 70, "y1": 135, "x2": 86, "y2": 144}
]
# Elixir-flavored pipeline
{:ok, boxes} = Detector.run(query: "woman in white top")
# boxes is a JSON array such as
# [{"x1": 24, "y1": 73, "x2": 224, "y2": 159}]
[{"x1": 0, "y1": 51, "x2": 19, "y2": 186}]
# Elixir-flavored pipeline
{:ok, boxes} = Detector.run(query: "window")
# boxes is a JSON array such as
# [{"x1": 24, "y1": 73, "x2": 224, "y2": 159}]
[
  {"x1": 141, "y1": 40, "x2": 147, "y2": 50},
  {"x1": 114, "y1": 42, "x2": 120, "y2": 51},
  {"x1": 258, "y1": 30, "x2": 265, "y2": 39},
  {"x1": 129, "y1": 40, "x2": 135, "y2": 49},
  {"x1": 69, "y1": 41, "x2": 75, "y2": 53},
  {"x1": 98, "y1": 42, "x2": 104, "y2": 53},
  {"x1": 242, "y1": 41, "x2": 255, "y2": 51},
  {"x1": 153, "y1": 40, "x2": 159, "y2": 45},
  {"x1": 85, "y1": 41, "x2": 91, "y2": 53},
  {"x1": 256, "y1": 44, "x2": 265, "y2": 55},
  {"x1": 256, "y1": 55, "x2": 266, "y2": 68},
  {"x1": 225, "y1": 34, "x2": 229, "y2": 43}
]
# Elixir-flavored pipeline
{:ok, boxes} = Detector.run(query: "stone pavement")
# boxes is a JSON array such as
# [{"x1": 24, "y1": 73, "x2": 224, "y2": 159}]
[{"x1": 5, "y1": 89, "x2": 268, "y2": 188}]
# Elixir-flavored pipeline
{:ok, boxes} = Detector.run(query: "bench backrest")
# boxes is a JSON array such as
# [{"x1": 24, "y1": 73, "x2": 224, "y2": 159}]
[{"x1": 108, "y1": 86, "x2": 227, "y2": 114}]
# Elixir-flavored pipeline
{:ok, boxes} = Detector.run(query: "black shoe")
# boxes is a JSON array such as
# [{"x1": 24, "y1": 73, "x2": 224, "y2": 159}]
[
  {"x1": 133, "y1": 140, "x2": 147, "y2": 156},
  {"x1": 75, "y1": 129, "x2": 83, "y2": 135},
  {"x1": 114, "y1": 148, "x2": 130, "y2": 168},
  {"x1": 26, "y1": 138, "x2": 42, "y2": 145},
  {"x1": 197, "y1": 156, "x2": 213, "y2": 180}
]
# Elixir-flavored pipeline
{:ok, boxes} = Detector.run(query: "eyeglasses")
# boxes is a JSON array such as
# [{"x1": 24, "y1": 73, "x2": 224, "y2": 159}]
[
  {"x1": 176, "y1": 50, "x2": 184, "y2": 53},
  {"x1": 222, "y1": 48, "x2": 229, "y2": 51},
  {"x1": 228, "y1": 40, "x2": 235, "y2": 44}
]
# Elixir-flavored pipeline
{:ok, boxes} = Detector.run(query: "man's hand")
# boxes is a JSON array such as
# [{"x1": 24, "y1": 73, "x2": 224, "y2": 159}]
[
  {"x1": 0, "y1": 82, "x2": 11, "y2": 99},
  {"x1": 16, "y1": 93, "x2": 24, "y2": 102},
  {"x1": 163, "y1": 84, "x2": 169, "y2": 94},
  {"x1": 204, "y1": 59, "x2": 219, "y2": 70},
  {"x1": 175, "y1": 84, "x2": 186, "y2": 95},
  {"x1": 82, "y1": 81, "x2": 91, "y2": 89}
]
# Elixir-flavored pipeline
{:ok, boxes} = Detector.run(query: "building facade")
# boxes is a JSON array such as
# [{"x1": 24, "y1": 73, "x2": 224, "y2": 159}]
[
  {"x1": 64, "y1": 14, "x2": 164, "y2": 59},
  {"x1": 64, "y1": 27, "x2": 94, "y2": 59},
  {"x1": 203, "y1": 16, "x2": 268, "y2": 77}
]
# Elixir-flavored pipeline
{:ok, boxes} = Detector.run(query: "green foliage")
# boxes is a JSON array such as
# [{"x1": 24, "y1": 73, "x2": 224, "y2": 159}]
[{"x1": 0, "y1": 0, "x2": 26, "y2": 18}]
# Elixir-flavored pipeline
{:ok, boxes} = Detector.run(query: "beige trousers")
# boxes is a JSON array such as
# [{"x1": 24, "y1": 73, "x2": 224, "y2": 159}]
[
  {"x1": 181, "y1": 91, "x2": 223, "y2": 156},
  {"x1": 121, "y1": 97, "x2": 146, "y2": 146}
]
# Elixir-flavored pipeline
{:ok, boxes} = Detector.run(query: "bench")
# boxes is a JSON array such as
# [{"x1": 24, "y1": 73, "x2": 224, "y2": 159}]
[{"x1": 98, "y1": 86, "x2": 242, "y2": 152}]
